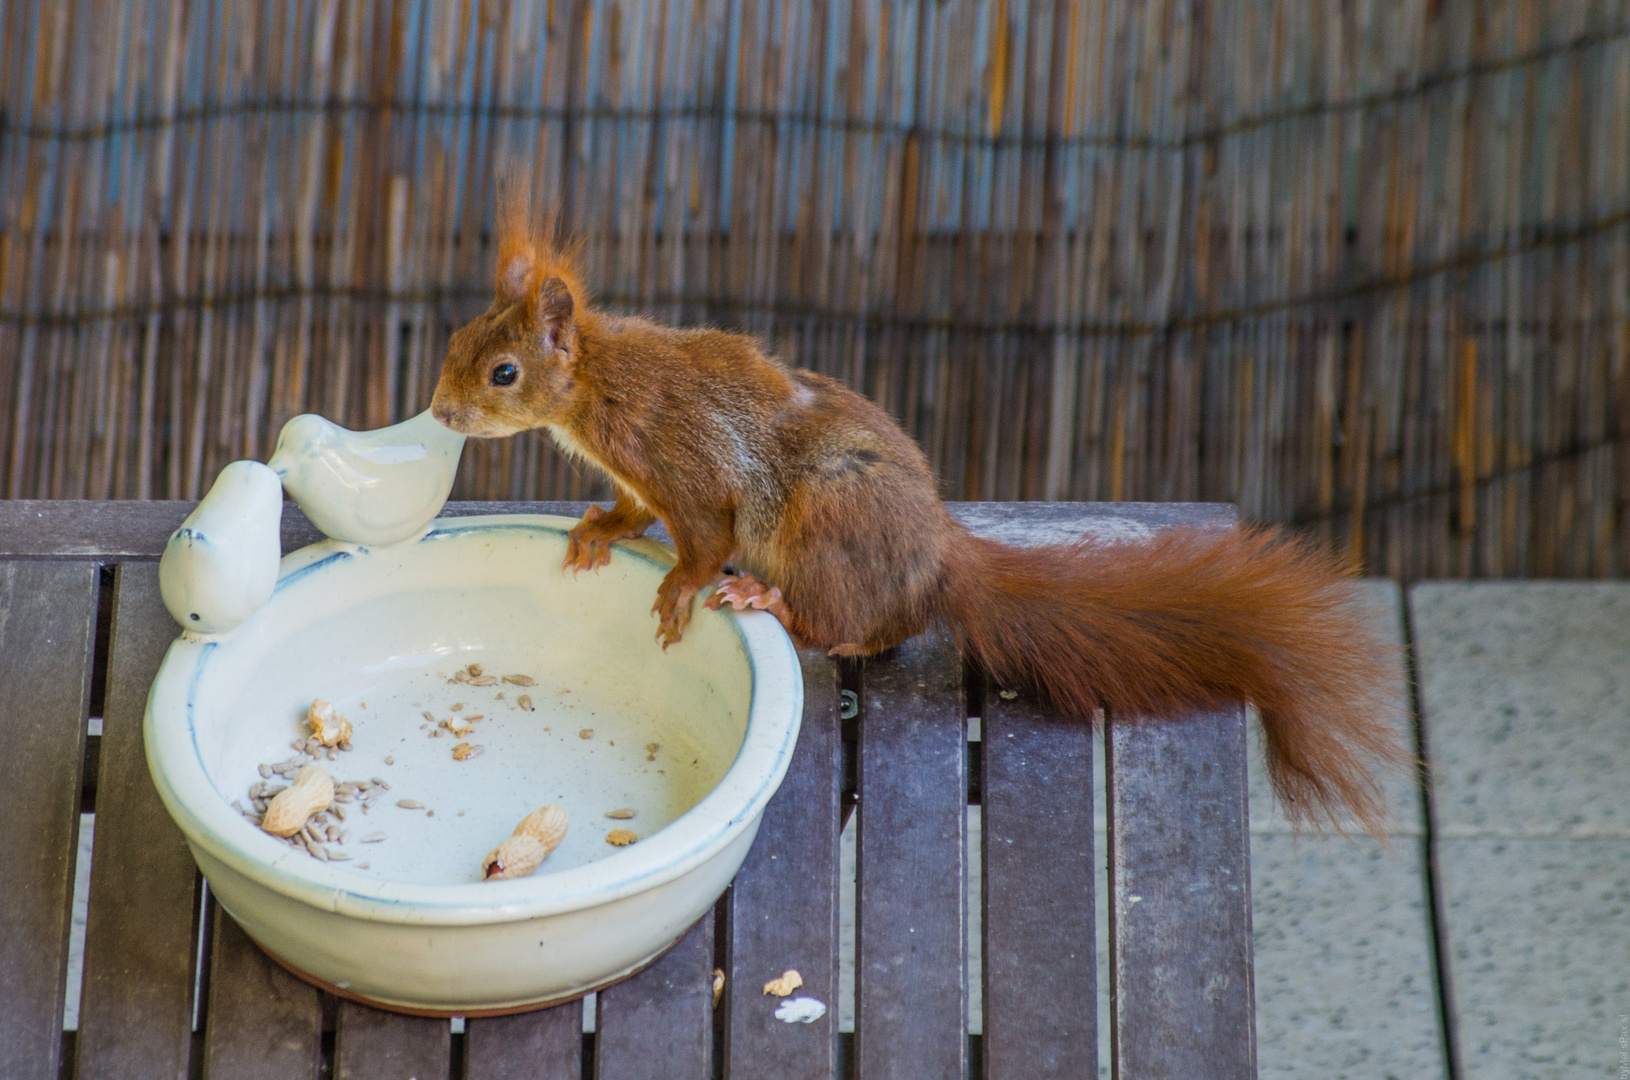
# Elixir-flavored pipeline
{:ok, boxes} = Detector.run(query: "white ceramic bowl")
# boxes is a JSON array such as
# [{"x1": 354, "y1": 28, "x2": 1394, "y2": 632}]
[{"x1": 144, "y1": 514, "x2": 802, "y2": 1014}]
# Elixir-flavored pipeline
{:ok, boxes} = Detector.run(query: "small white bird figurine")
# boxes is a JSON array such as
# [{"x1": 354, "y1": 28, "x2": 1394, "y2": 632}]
[
  {"x1": 268, "y1": 408, "x2": 466, "y2": 547},
  {"x1": 159, "y1": 460, "x2": 284, "y2": 634}
]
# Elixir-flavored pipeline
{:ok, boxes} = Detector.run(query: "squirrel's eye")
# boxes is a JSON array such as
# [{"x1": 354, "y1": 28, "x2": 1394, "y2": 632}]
[{"x1": 491, "y1": 363, "x2": 518, "y2": 387}]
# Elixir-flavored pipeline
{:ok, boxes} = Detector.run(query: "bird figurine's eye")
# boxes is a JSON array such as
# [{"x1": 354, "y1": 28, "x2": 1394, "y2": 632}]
[{"x1": 491, "y1": 363, "x2": 518, "y2": 387}]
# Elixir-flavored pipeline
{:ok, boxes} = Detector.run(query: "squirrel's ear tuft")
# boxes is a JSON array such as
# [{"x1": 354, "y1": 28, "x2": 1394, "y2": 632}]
[{"x1": 537, "y1": 276, "x2": 575, "y2": 351}]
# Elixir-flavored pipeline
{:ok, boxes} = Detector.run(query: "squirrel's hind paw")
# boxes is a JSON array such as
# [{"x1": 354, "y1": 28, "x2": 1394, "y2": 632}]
[{"x1": 705, "y1": 574, "x2": 798, "y2": 637}]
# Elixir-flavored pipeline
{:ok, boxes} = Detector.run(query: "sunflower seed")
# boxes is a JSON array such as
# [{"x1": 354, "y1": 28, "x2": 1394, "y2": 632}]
[
  {"x1": 503, "y1": 675, "x2": 536, "y2": 686},
  {"x1": 361, "y1": 833, "x2": 385, "y2": 843},
  {"x1": 327, "y1": 850, "x2": 351, "y2": 861},
  {"x1": 258, "y1": 763, "x2": 271, "y2": 779},
  {"x1": 397, "y1": 800, "x2": 423, "y2": 809}
]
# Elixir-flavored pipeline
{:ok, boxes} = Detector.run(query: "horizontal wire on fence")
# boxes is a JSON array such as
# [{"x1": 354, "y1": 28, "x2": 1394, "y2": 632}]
[
  {"x1": 1290, "y1": 434, "x2": 1627, "y2": 529},
  {"x1": 2, "y1": 20, "x2": 1626, "y2": 152},
  {"x1": 4, "y1": 202, "x2": 1627, "y2": 336}
]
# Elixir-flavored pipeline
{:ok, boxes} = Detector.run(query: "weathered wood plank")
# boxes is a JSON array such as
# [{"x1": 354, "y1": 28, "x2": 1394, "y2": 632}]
[
  {"x1": 463, "y1": 1004, "x2": 582, "y2": 1080},
  {"x1": 1105, "y1": 704, "x2": 1256, "y2": 1080},
  {"x1": 202, "y1": 903, "x2": 323, "y2": 1080},
  {"x1": 948, "y1": 501, "x2": 1236, "y2": 543},
  {"x1": 333, "y1": 1002, "x2": 451, "y2": 1080},
  {"x1": 0, "y1": 560, "x2": 98, "y2": 1080},
  {"x1": 722, "y1": 650, "x2": 842, "y2": 1080},
  {"x1": 981, "y1": 685, "x2": 1097, "y2": 1079},
  {"x1": 855, "y1": 635, "x2": 967, "y2": 1080},
  {"x1": 76, "y1": 562, "x2": 202, "y2": 1080},
  {"x1": 593, "y1": 915, "x2": 715, "y2": 1080}
]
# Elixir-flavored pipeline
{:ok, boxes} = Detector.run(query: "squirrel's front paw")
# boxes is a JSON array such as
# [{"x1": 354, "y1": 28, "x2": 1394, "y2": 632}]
[
  {"x1": 652, "y1": 586, "x2": 698, "y2": 650},
  {"x1": 563, "y1": 504, "x2": 635, "y2": 574}
]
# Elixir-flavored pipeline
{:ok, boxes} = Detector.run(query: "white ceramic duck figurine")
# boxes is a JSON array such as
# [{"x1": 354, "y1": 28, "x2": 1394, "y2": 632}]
[
  {"x1": 159, "y1": 460, "x2": 285, "y2": 634},
  {"x1": 267, "y1": 408, "x2": 466, "y2": 547}
]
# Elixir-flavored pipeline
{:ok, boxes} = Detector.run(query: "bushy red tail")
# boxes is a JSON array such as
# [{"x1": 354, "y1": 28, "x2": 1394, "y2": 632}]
[{"x1": 940, "y1": 524, "x2": 1408, "y2": 835}]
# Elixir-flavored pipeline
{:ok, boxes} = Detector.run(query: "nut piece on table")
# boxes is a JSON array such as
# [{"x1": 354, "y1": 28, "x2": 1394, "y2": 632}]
[
  {"x1": 483, "y1": 804, "x2": 569, "y2": 880},
  {"x1": 261, "y1": 764, "x2": 335, "y2": 837},
  {"x1": 762, "y1": 970, "x2": 803, "y2": 997},
  {"x1": 605, "y1": 829, "x2": 638, "y2": 847},
  {"x1": 604, "y1": 808, "x2": 636, "y2": 820},
  {"x1": 503, "y1": 674, "x2": 537, "y2": 686},
  {"x1": 306, "y1": 699, "x2": 353, "y2": 748}
]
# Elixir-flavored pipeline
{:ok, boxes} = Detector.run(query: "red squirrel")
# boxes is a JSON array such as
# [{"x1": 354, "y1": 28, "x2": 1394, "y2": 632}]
[{"x1": 430, "y1": 213, "x2": 1407, "y2": 836}]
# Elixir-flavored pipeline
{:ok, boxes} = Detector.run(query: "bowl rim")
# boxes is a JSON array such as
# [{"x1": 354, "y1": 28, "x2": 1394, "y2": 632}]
[{"x1": 144, "y1": 513, "x2": 804, "y2": 926}]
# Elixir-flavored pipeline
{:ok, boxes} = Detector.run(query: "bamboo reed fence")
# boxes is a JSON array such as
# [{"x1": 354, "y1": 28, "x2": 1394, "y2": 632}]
[{"x1": 3, "y1": 0, "x2": 1628, "y2": 579}]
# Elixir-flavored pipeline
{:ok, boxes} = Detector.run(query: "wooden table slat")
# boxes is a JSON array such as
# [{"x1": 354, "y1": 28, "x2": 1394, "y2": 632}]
[
  {"x1": 201, "y1": 903, "x2": 323, "y2": 1080},
  {"x1": 1105, "y1": 706, "x2": 1256, "y2": 1080},
  {"x1": 855, "y1": 635, "x2": 968, "y2": 1080},
  {"x1": 463, "y1": 1004, "x2": 582, "y2": 1080},
  {"x1": 0, "y1": 560, "x2": 99, "y2": 1080},
  {"x1": 334, "y1": 1001, "x2": 451, "y2": 1080},
  {"x1": 593, "y1": 914, "x2": 715, "y2": 1080},
  {"x1": 76, "y1": 563, "x2": 203, "y2": 1080},
  {"x1": 981, "y1": 687, "x2": 1097, "y2": 1079},
  {"x1": 722, "y1": 650, "x2": 842, "y2": 1080}
]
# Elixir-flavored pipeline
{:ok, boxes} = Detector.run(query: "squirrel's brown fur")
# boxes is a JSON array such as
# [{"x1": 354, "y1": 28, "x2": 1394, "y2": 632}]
[{"x1": 432, "y1": 207, "x2": 1408, "y2": 836}]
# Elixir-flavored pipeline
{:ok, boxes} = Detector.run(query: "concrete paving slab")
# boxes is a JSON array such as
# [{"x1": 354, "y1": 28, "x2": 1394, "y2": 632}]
[
  {"x1": 1252, "y1": 834, "x2": 1444, "y2": 1079},
  {"x1": 1412, "y1": 582, "x2": 1630, "y2": 1078},
  {"x1": 1248, "y1": 580, "x2": 1445, "y2": 1079},
  {"x1": 1411, "y1": 583, "x2": 1630, "y2": 833},
  {"x1": 1436, "y1": 837, "x2": 1630, "y2": 1078}
]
